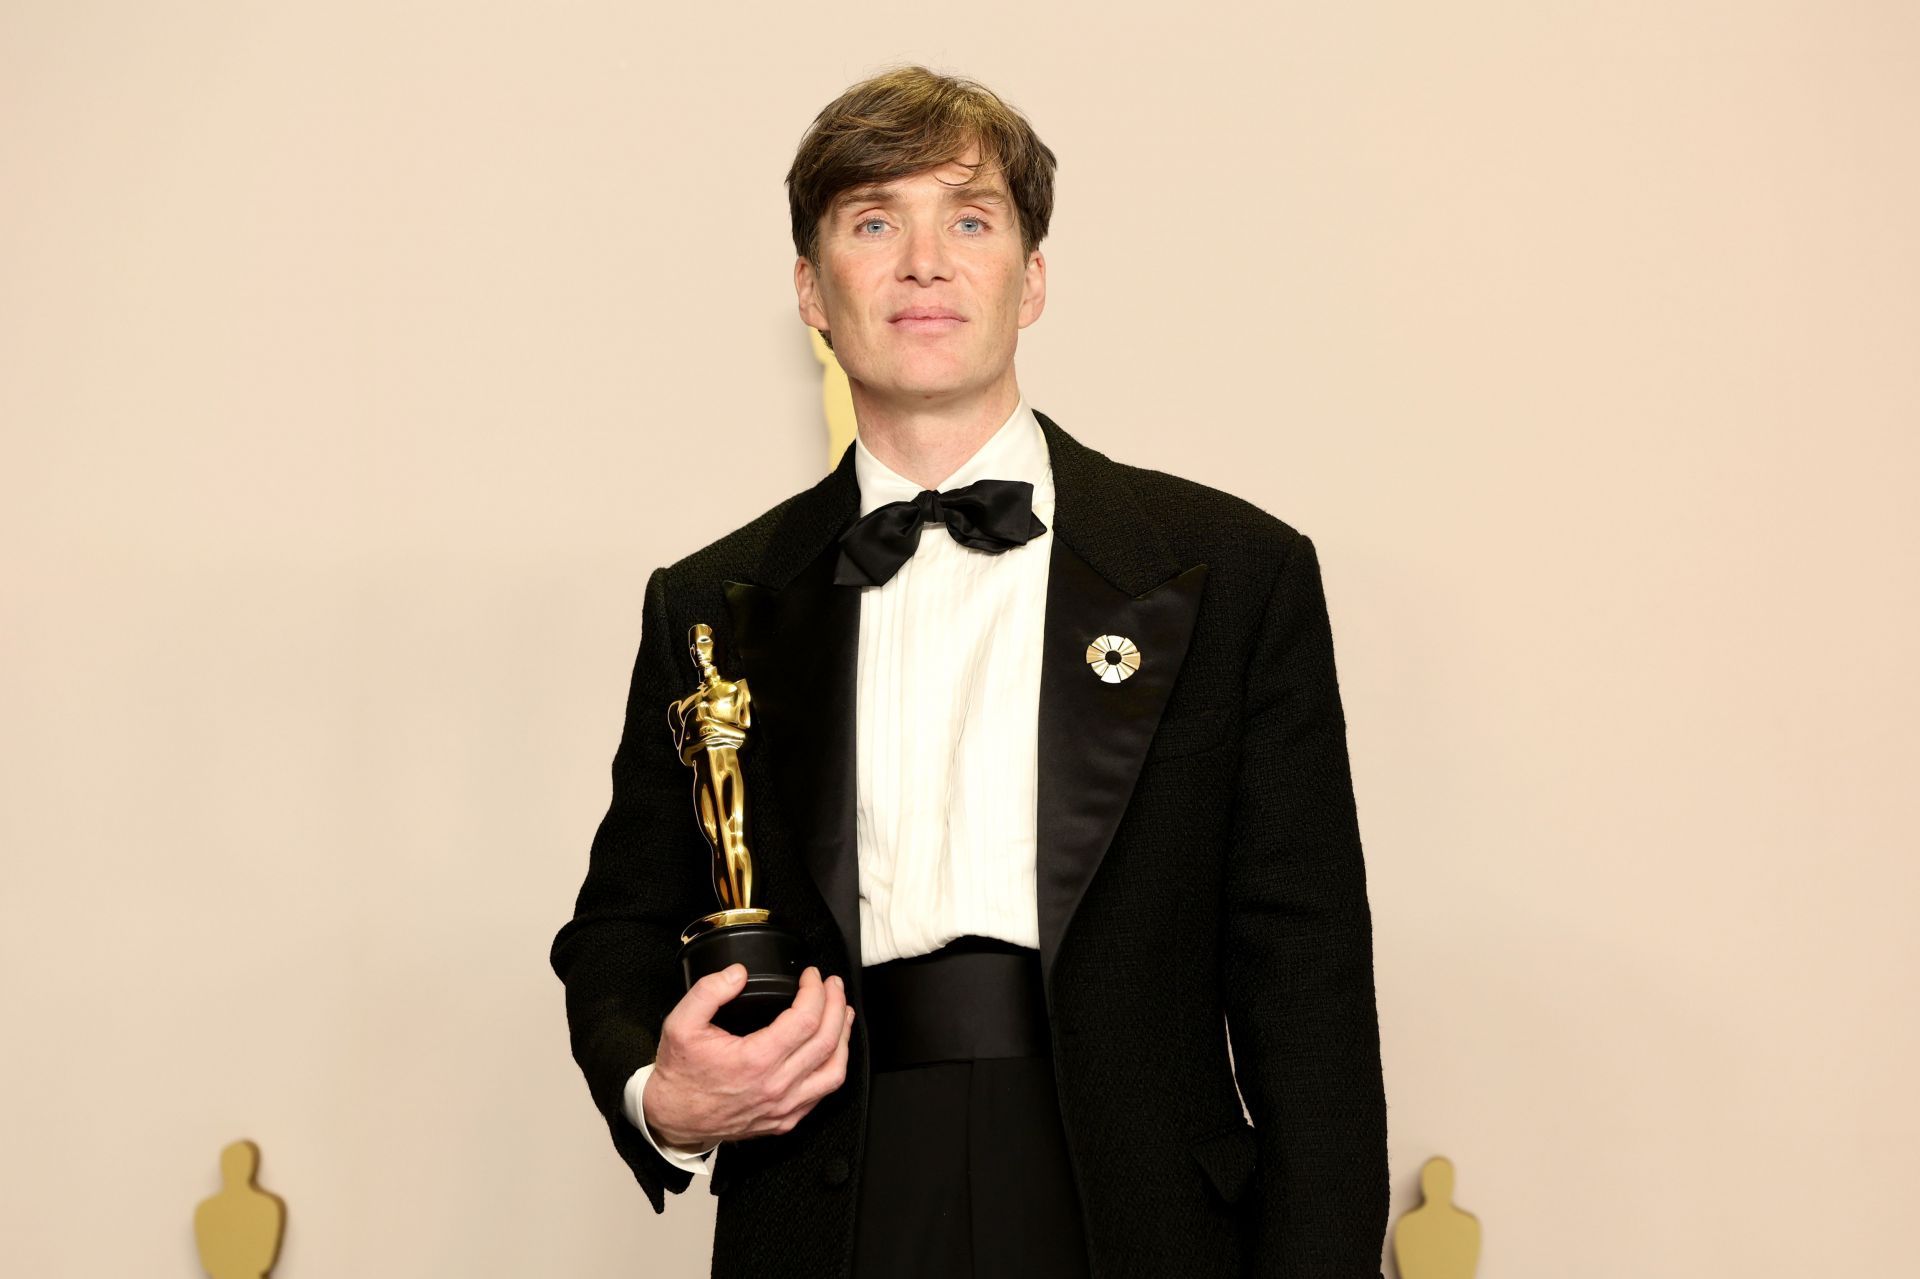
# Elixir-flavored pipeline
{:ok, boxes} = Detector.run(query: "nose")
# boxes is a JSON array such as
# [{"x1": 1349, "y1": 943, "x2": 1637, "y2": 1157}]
[{"x1": 896, "y1": 217, "x2": 953, "y2": 285}]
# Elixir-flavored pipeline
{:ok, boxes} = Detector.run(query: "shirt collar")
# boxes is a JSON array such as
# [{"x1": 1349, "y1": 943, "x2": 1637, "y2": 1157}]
[{"x1": 853, "y1": 395, "x2": 1052, "y2": 518}]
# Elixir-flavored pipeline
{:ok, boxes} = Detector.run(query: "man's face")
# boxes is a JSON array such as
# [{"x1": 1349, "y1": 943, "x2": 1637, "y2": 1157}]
[{"x1": 795, "y1": 144, "x2": 1045, "y2": 407}]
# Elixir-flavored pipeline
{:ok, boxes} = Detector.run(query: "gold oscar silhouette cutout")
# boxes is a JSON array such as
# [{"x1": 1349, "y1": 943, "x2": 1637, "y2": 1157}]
[
  {"x1": 810, "y1": 328, "x2": 857, "y2": 466},
  {"x1": 193, "y1": 1139, "x2": 286, "y2": 1279},
  {"x1": 668, "y1": 623, "x2": 768, "y2": 940},
  {"x1": 1393, "y1": 1155, "x2": 1481, "y2": 1279}
]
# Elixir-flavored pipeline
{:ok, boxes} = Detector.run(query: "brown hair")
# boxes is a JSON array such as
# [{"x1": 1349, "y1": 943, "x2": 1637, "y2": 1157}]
[{"x1": 785, "y1": 65, "x2": 1058, "y2": 270}]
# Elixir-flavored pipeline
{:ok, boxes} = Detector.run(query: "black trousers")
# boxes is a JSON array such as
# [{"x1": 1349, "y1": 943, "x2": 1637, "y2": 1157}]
[{"x1": 851, "y1": 937, "x2": 1093, "y2": 1279}]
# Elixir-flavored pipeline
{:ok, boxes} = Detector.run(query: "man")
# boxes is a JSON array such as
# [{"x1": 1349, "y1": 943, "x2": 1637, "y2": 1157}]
[{"x1": 550, "y1": 65, "x2": 1389, "y2": 1277}]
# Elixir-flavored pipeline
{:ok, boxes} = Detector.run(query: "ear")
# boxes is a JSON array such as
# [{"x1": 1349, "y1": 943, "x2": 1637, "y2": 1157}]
[
  {"x1": 795, "y1": 255, "x2": 831, "y2": 332},
  {"x1": 1017, "y1": 248, "x2": 1047, "y2": 329}
]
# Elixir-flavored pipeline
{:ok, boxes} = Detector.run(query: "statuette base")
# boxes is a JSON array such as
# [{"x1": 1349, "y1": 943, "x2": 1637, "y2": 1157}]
[{"x1": 679, "y1": 920, "x2": 806, "y2": 1036}]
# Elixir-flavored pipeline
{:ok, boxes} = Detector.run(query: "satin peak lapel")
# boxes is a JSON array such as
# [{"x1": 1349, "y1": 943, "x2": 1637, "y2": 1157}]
[
  {"x1": 1031, "y1": 410, "x2": 1209, "y2": 990},
  {"x1": 1035, "y1": 543, "x2": 1208, "y2": 989}
]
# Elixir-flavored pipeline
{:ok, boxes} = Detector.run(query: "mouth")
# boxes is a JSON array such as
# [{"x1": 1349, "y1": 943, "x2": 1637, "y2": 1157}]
[{"x1": 889, "y1": 308, "x2": 966, "y2": 333}]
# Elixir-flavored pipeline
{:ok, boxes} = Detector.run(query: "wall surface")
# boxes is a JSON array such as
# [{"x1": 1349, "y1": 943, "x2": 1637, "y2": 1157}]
[{"x1": 3, "y1": 3, "x2": 1915, "y2": 1275}]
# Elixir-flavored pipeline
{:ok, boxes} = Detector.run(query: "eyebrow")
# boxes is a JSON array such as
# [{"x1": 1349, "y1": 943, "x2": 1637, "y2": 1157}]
[{"x1": 831, "y1": 182, "x2": 1009, "y2": 214}]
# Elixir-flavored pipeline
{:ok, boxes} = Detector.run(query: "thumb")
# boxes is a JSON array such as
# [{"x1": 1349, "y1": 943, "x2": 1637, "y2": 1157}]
[{"x1": 672, "y1": 963, "x2": 748, "y2": 1029}]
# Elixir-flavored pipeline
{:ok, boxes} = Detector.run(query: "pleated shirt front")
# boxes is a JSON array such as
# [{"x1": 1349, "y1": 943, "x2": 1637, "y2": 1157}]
[{"x1": 851, "y1": 397, "x2": 1054, "y2": 966}]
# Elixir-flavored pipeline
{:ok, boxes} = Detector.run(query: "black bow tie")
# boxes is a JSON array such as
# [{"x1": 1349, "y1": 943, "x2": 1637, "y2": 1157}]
[{"x1": 834, "y1": 478, "x2": 1048, "y2": 587}]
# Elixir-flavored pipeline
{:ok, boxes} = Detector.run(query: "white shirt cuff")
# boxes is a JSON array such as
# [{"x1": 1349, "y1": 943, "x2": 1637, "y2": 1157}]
[{"x1": 624, "y1": 1062, "x2": 718, "y2": 1174}]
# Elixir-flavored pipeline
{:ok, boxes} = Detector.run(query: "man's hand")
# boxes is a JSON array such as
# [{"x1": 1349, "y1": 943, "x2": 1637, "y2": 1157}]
[{"x1": 642, "y1": 964, "x2": 854, "y2": 1149}]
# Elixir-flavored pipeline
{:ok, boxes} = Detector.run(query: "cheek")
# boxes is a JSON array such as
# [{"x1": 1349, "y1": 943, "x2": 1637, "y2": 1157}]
[
  {"x1": 836, "y1": 258, "x2": 884, "y2": 292},
  {"x1": 817, "y1": 263, "x2": 863, "y2": 317},
  {"x1": 988, "y1": 263, "x2": 1026, "y2": 313}
]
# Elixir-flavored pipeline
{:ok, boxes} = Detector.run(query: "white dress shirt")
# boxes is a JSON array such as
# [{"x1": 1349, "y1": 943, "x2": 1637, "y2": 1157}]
[{"x1": 626, "y1": 396, "x2": 1053, "y2": 1172}]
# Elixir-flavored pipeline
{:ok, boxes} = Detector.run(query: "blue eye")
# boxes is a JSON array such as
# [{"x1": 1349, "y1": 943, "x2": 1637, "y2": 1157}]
[
  {"x1": 858, "y1": 218, "x2": 887, "y2": 235},
  {"x1": 958, "y1": 217, "x2": 986, "y2": 233}
]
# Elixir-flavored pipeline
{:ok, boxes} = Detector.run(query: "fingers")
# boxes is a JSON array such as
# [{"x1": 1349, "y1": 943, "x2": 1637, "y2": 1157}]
[
  {"x1": 767, "y1": 977, "x2": 850, "y2": 1094},
  {"x1": 663, "y1": 968, "x2": 854, "y2": 1143},
  {"x1": 782, "y1": 1005, "x2": 855, "y2": 1118},
  {"x1": 665, "y1": 963, "x2": 747, "y2": 1036},
  {"x1": 747, "y1": 966, "x2": 836, "y2": 1064}
]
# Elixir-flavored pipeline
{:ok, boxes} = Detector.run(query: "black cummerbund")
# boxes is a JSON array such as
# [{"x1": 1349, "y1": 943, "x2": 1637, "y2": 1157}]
[{"x1": 860, "y1": 935, "x2": 1052, "y2": 1071}]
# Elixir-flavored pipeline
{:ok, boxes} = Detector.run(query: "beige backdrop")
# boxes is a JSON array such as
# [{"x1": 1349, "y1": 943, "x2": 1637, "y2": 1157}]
[{"x1": 3, "y1": 3, "x2": 1915, "y2": 1276}]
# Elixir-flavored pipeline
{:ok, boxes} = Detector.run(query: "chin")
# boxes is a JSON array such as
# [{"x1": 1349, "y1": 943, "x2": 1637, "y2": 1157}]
[
  {"x1": 895, "y1": 373, "x2": 980, "y2": 401},
  {"x1": 846, "y1": 358, "x2": 959, "y2": 398}
]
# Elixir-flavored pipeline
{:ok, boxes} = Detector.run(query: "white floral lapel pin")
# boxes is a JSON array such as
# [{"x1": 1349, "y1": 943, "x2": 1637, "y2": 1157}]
[{"x1": 1085, "y1": 634, "x2": 1141, "y2": 684}]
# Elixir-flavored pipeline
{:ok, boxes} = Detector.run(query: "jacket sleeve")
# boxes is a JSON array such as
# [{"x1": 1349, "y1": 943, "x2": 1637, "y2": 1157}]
[
  {"x1": 550, "y1": 566, "x2": 715, "y2": 1213},
  {"x1": 1223, "y1": 531, "x2": 1390, "y2": 1276}
]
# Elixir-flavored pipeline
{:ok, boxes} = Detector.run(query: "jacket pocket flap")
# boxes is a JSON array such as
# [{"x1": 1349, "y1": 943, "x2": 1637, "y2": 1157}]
[{"x1": 1190, "y1": 1121, "x2": 1258, "y2": 1205}]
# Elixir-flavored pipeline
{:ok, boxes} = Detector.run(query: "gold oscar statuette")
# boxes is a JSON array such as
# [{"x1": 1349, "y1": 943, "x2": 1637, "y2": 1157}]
[{"x1": 667, "y1": 623, "x2": 805, "y2": 1034}]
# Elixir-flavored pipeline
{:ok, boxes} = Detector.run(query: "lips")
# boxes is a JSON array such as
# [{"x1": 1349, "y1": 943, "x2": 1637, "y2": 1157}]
[{"x1": 890, "y1": 308, "x2": 965, "y2": 334}]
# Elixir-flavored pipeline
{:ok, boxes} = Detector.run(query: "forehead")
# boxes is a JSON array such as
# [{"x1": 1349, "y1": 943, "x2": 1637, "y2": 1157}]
[{"x1": 828, "y1": 164, "x2": 1009, "y2": 214}]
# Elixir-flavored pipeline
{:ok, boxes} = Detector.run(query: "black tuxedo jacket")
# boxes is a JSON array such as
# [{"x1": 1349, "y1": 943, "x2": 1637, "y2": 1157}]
[{"x1": 551, "y1": 411, "x2": 1389, "y2": 1277}]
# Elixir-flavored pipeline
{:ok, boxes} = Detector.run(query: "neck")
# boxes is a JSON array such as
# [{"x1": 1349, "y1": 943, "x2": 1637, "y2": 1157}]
[{"x1": 850, "y1": 372, "x2": 1022, "y2": 490}]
